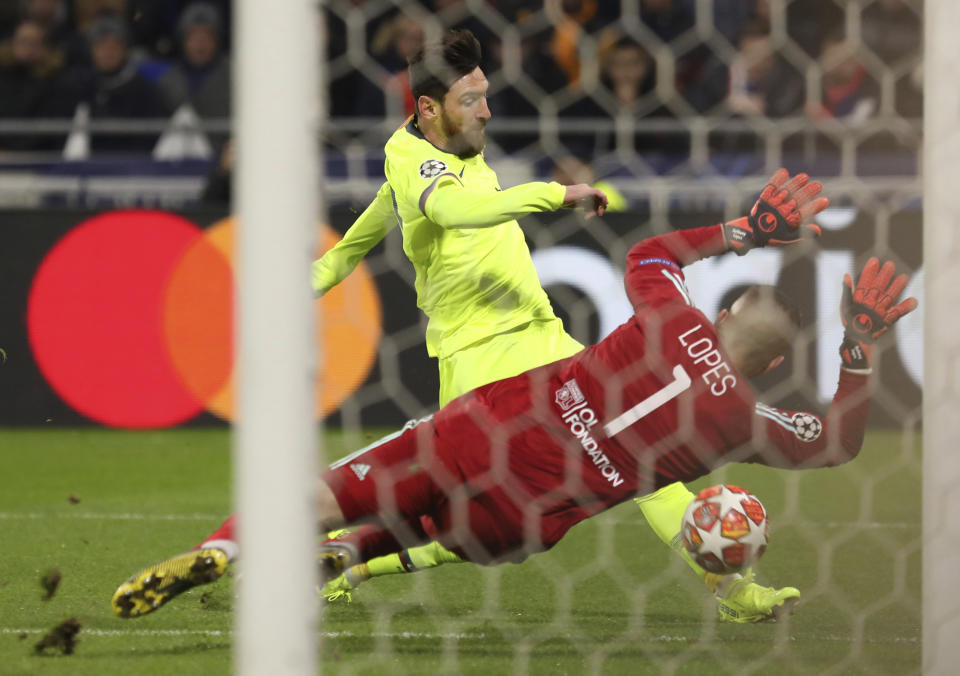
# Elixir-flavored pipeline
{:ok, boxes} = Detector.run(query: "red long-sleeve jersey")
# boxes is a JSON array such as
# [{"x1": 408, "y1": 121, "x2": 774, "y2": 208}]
[
  {"x1": 436, "y1": 224, "x2": 870, "y2": 526},
  {"x1": 329, "y1": 225, "x2": 872, "y2": 564}
]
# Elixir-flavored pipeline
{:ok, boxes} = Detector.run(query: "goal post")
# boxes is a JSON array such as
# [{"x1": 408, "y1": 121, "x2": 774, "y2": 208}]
[
  {"x1": 234, "y1": 1, "x2": 321, "y2": 674},
  {"x1": 923, "y1": 1, "x2": 960, "y2": 671}
]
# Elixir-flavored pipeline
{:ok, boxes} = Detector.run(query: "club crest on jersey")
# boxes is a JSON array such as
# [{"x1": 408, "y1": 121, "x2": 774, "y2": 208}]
[
  {"x1": 419, "y1": 159, "x2": 448, "y2": 179},
  {"x1": 554, "y1": 381, "x2": 624, "y2": 488},
  {"x1": 555, "y1": 379, "x2": 585, "y2": 411}
]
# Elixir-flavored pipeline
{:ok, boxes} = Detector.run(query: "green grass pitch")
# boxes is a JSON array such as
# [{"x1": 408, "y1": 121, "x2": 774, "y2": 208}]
[{"x1": 0, "y1": 427, "x2": 920, "y2": 675}]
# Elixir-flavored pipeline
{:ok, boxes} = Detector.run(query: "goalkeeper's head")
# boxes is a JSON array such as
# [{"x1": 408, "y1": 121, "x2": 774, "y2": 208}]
[
  {"x1": 409, "y1": 29, "x2": 490, "y2": 159},
  {"x1": 715, "y1": 285, "x2": 802, "y2": 378}
]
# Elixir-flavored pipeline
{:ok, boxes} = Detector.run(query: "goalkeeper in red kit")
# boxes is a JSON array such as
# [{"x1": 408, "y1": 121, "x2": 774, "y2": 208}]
[
  {"x1": 112, "y1": 170, "x2": 916, "y2": 621},
  {"x1": 311, "y1": 170, "x2": 914, "y2": 558}
]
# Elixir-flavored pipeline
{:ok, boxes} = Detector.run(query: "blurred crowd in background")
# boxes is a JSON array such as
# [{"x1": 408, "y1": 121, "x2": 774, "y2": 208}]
[{"x1": 0, "y1": 0, "x2": 922, "y2": 158}]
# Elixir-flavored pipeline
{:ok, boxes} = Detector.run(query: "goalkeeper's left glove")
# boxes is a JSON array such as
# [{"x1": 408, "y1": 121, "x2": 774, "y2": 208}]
[
  {"x1": 839, "y1": 257, "x2": 918, "y2": 371},
  {"x1": 723, "y1": 168, "x2": 829, "y2": 255}
]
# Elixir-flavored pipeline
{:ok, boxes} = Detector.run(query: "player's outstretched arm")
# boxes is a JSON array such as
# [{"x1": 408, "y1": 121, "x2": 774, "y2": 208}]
[
  {"x1": 624, "y1": 169, "x2": 829, "y2": 281},
  {"x1": 749, "y1": 257, "x2": 917, "y2": 469},
  {"x1": 311, "y1": 182, "x2": 398, "y2": 296},
  {"x1": 424, "y1": 178, "x2": 602, "y2": 229},
  {"x1": 722, "y1": 168, "x2": 829, "y2": 255}
]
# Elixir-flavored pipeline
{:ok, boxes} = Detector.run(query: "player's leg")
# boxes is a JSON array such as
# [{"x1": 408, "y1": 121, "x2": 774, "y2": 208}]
[
  {"x1": 114, "y1": 416, "x2": 445, "y2": 618},
  {"x1": 111, "y1": 515, "x2": 237, "y2": 618},
  {"x1": 326, "y1": 477, "x2": 546, "y2": 602},
  {"x1": 319, "y1": 416, "x2": 453, "y2": 583},
  {"x1": 331, "y1": 320, "x2": 582, "y2": 601},
  {"x1": 330, "y1": 320, "x2": 581, "y2": 599},
  {"x1": 634, "y1": 482, "x2": 799, "y2": 622},
  {"x1": 634, "y1": 484, "x2": 719, "y2": 584},
  {"x1": 323, "y1": 538, "x2": 465, "y2": 603},
  {"x1": 322, "y1": 520, "x2": 430, "y2": 600}
]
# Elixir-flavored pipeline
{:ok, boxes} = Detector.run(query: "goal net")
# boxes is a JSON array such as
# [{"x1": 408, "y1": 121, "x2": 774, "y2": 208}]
[{"x1": 315, "y1": 1, "x2": 924, "y2": 673}]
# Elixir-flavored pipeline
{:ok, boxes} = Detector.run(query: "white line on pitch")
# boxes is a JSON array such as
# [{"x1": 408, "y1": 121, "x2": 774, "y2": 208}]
[
  {"x1": 0, "y1": 512, "x2": 920, "y2": 529},
  {"x1": 1, "y1": 628, "x2": 918, "y2": 643},
  {"x1": 0, "y1": 512, "x2": 222, "y2": 521},
  {"x1": 3, "y1": 628, "x2": 229, "y2": 638},
  {"x1": 1, "y1": 628, "x2": 485, "y2": 640}
]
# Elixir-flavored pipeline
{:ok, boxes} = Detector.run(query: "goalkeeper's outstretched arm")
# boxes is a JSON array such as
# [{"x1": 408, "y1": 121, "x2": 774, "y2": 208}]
[
  {"x1": 311, "y1": 182, "x2": 398, "y2": 295},
  {"x1": 743, "y1": 256, "x2": 917, "y2": 469},
  {"x1": 624, "y1": 168, "x2": 828, "y2": 311}
]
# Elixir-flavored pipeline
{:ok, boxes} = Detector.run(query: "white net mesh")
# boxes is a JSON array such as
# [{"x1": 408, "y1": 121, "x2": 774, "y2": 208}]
[{"x1": 317, "y1": 1, "x2": 922, "y2": 673}]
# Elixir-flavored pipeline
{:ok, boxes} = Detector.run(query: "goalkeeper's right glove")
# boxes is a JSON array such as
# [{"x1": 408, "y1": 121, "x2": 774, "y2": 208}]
[
  {"x1": 839, "y1": 257, "x2": 918, "y2": 371},
  {"x1": 723, "y1": 168, "x2": 829, "y2": 255}
]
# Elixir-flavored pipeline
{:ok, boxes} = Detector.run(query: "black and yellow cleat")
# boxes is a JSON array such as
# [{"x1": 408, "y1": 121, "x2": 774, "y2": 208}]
[
  {"x1": 111, "y1": 548, "x2": 228, "y2": 618},
  {"x1": 318, "y1": 540, "x2": 358, "y2": 586}
]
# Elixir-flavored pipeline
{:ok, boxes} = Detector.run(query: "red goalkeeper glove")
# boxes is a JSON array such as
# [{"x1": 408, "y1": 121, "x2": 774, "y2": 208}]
[
  {"x1": 839, "y1": 257, "x2": 918, "y2": 371},
  {"x1": 723, "y1": 169, "x2": 829, "y2": 255}
]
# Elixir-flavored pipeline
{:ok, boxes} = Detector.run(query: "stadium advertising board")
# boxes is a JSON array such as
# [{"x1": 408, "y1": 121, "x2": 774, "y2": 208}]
[{"x1": 0, "y1": 205, "x2": 921, "y2": 428}]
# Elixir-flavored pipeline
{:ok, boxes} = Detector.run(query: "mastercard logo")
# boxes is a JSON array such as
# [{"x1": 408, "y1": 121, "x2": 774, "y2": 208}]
[{"x1": 27, "y1": 210, "x2": 381, "y2": 428}]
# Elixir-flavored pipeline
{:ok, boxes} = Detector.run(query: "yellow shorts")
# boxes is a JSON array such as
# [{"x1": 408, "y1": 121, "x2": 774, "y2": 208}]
[{"x1": 438, "y1": 319, "x2": 585, "y2": 406}]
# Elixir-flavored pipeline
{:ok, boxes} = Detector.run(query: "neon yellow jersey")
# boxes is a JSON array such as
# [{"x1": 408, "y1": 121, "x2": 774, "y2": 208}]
[{"x1": 384, "y1": 117, "x2": 567, "y2": 358}]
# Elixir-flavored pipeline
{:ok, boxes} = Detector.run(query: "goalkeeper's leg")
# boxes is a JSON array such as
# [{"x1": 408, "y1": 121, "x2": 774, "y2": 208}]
[
  {"x1": 322, "y1": 521, "x2": 463, "y2": 602},
  {"x1": 634, "y1": 482, "x2": 799, "y2": 623},
  {"x1": 322, "y1": 540, "x2": 465, "y2": 602}
]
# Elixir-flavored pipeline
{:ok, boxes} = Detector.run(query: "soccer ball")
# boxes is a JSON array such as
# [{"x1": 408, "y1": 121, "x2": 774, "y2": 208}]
[{"x1": 680, "y1": 484, "x2": 769, "y2": 575}]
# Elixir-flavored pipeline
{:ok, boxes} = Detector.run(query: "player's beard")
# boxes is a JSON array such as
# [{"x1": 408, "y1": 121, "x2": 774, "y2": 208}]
[{"x1": 442, "y1": 114, "x2": 485, "y2": 159}]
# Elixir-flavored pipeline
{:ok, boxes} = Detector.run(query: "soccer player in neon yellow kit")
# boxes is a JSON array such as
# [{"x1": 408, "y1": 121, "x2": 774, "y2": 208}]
[{"x1": 316, "y1": 29, "x2": 798, "y2": 622}]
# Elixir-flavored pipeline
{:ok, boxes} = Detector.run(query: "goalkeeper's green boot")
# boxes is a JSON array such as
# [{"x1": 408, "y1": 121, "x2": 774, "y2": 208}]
[
  {"x1": 112, "y1": 548, "x2": 228, "y2": 618},
  {"x1": 716, "y1": 570, "x2": 799, "y2": 623}
]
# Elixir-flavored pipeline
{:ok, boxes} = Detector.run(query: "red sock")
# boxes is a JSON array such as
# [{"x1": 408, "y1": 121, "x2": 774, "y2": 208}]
[{"x1": 195, "y1": 514, "x2": 236, "y2": 549}]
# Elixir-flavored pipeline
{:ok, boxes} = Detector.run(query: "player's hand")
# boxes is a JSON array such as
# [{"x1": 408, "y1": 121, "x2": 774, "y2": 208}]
[
  {"x1": 839, "y1": 257, "x2": 918, "y2": 370},
  {"x1": 842, "y1": 257, "x2": 917, "y2": 343},
  {"x1": 563, "y1": 184, "x2": 608, "y2": 219},
  {"x1": 723, "y1": 169, "x2": 829, "y2": 255}
]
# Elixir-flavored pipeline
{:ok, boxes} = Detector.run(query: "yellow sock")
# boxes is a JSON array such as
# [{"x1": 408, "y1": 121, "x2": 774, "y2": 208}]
[
  {"x1": 365, "y1": 541, "x2": 463, "y2": 579},
  {"x1": 634, "y1": 482, "x2": 723, "y2": 591},
  {"x1": 344, "y1": 563, "x2": 371, "y2": 587},
  {"x1": 408, "y1": 541, "x2": 463, "y2": 568},
  {"x1": 366, "y1": 553, "x2": 407, "y2": 578}
]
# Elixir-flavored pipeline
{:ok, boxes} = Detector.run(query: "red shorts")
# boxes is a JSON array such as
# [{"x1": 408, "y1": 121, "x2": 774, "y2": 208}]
[{"x1": 322, "y1": 409, "x2": 588, "y2": 565}]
